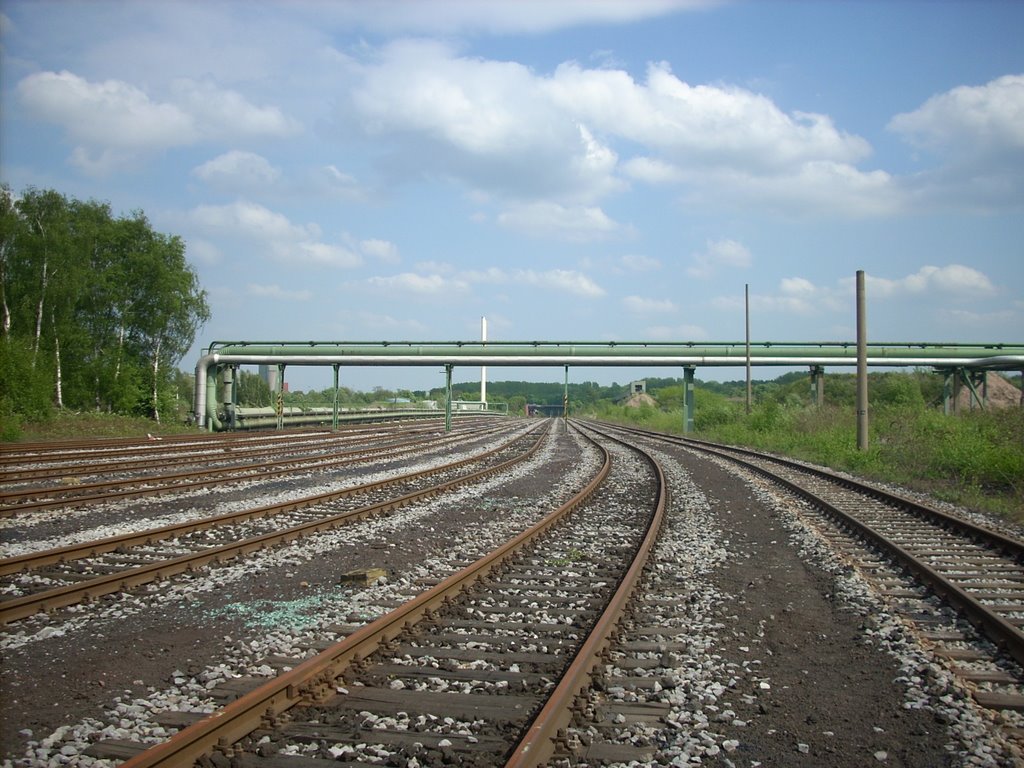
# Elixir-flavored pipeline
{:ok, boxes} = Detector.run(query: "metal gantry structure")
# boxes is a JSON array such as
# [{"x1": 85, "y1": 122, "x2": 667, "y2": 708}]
[{"x1": 193, "y1": 340, "x2": 1024, "y2": 432}]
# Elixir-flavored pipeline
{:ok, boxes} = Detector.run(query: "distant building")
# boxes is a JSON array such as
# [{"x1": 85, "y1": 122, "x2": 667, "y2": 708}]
[{"x1": 630, "y1": 380, "x2": 647, "y2": 395}]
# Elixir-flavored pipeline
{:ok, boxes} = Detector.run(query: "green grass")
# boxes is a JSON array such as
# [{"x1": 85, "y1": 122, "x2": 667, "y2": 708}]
[{"x1": 5, "y1": 411, "x2": 203, "y2": 443}]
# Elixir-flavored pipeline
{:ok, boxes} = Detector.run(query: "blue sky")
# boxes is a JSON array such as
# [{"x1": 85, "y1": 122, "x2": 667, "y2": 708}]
[{"x1": 2, "y1": 1, "x2": 1022, "y2": 393}]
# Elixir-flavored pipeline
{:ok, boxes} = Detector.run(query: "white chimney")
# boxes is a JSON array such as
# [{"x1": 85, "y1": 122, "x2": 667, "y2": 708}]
[{"x1": 480, "y1": 316, "x2": 487, "y2": 406}]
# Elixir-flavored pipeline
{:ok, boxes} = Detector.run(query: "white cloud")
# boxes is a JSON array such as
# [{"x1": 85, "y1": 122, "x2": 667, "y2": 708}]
[
  {"x1": 317, "y1": 165, "x2": 367, "y2": 200},
  {"x1": 365, "y1": 266, "x2": 604, "y2": 299},
  {"x1": 620, "y1": 254, "x2": 661, "y2": 272},
  {"x1": 19, "y1": 70, "x2": 193, "y2": 148},
  {"x1": 711, "y1": 277, "x2": 824, "y2": 316},
  {"x1": 190, "y1": 201, "x2": 315, "y2": 241},
  {"x1": 185, "y1": 238, "x2": 223, "y2": 266},
  {"x1": 188, "y1": 201, "x2": 363, "y2": 268},
  {"x1": 621, "y1": 156, "x2": 685, "y2": 184},
  {"x1": 462, "y1": 267, "x2": 514, "y2": 284},
  {"x1": 334, "y1": 310, "x2": 430, "y2": 336},
  {"x1": 887, "y1": 75, "x2": 1024, "y2": 212},
  {"x1": 780, "y1": 276, "x2": 816, "y2": 296},
  {"x1": 545, "y1": 60, "x2": 871, "y2": 170},
  {"x1": 712, "y1": 264, "x2": 1000, "y2": 323},
  {"x1": 865, "y1": 265, "x2": 996, "y2": 299},
  {"x1": 344, "y1": 39, "x2": 623, "y2": 204},
  {"x1": 889, "y1": 74, "x2": 1024, "y2": 158},
  {"x1": 466, "y1": 266, "x2": 605, "y2": 297},
  {"x1": 366, "y1": 273, "x2": 468, "y2": 296},
  {"x1": 331, "y1": 41, "x2": 913, "y2": 217},
  {"x1": 414, "y1": 260, "x2": 457, "y2": 274},
  {"x1": 314, "y1": 1, "x2": 717, "y2": 35},
  {"x1": 246, "y1": 283, "x2": 314, "y2": 301},
  {"x1": 170, "y1": 78, "x2": 299, "y2": 138},
  {"x1": 284, "y1": 241, "x2": 362, "y2": 268},
  {"x1": 517, "y1": 269, "x2": 606, "y2": 297},
  {"x1": 688, "y1": 239, "x2": 752, "y2": 278},
  {"x1": 669, "y1": 160, "x2": 900, "y2": 217},
  {"x1": 17, "y1": 70, "x2": 299, "y2": 173},
  {"x1": 753, "y1": 294, "x2": 817, "y2": 315},
  {"x1": 939, "y1": 308, "x2": 1019, "y2": 327},
  {"x1": 193, "y1": 151, "x2": 281, "y2": 188},
  {"x1": 360, "y1": 239, "x2": 400, "y2": 263},
  {"x1": 69, "y1": 146, "x2": 138, "y2": 175},
  {"x1": 623, "y1": 295, "x2": 677, "y2": 314},
  {"x1": 497, "y1": 201, "x2": 620, "y2": 241},
  {"x1": 645, "y1": 323, "x2": 709, "y2": 341}
]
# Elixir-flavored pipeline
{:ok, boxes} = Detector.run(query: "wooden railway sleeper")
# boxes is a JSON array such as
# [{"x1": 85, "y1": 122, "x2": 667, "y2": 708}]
[{"x1": 110, "y1": 428, "x2": 622, "y2": 768}]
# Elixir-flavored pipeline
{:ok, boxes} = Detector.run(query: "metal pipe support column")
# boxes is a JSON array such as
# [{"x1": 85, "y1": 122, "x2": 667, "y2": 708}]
[
  {"x1": 563, "y1": 365, "x2": 569, "y2": 422},
  {"x1": 810, "y1": 365, "x2": 825, "y2": 407},
  {"x1": 444, "y1": 364, "x2": 453, "y2": 433},
  {"x1": 221, "y1": 365, "x2": 237, "y2": 430},
  {"x1": 332, "y1": 364, "x2": 340, "y2": 430},
  {"x1": 942, "y1": 369, "x2": 957, "y2": 416},
  {"x1": 275, "y1": 364, "x2": 285, "y2": 430},
  {"x1": 683, "y1": 366, "x2": 695, "y2": 434}
]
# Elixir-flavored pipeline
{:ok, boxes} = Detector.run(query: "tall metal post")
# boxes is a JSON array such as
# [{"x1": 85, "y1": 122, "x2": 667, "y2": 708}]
[
  {"x1": 480, "y1": 316, "x2": 487, "y2": 408},
  {"x1": 444, "y1": 364, "x2": 453, "y2": 433},
  {"x1": 683, "y1": 366, "x2": 695, "y2": 434},
  {"x1": 856, "y1": 271, "x2": 869, "y2": 451},
  {"x1": 332, "y1": 364, "x2": 340, "y2": 429},
  {"x1": 745, "y1": 283, "x2": 752, "y2": 414}
]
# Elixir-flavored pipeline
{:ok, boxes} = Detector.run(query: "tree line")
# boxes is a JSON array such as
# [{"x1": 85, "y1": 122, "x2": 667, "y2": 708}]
[{"x1": 1, "y1": 185, "x2": 210, "y2": 427}]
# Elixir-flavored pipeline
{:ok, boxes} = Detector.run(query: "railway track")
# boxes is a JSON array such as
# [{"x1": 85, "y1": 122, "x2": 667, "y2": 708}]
[
  {"x1": 0, "y1": 421, "x2": 546, "y2": 625},
  {"x1": 0, "y1": 421, "x2": 505, "y2": 514},
  {"x1": 0, "y1": 421, "x2": 450, "y2": 483},
  {"x1": 6, "y1": 418, "x2": 1023, "y2": 766},
  {"x1": 592, "y1": 420, "x2": 1024, "y2": 718},
  {"x1": 72, "y1": 422, "x2": 667, "y2": 768}
]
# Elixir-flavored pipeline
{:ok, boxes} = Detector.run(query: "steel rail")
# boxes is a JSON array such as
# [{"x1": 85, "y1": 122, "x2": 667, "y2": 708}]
[
  {"x1": 0, "y1": 421, "x2": 445, "y2": 481},
  {"x1": 0, "y1": 422, "x2": 522, "y2": 577},
  {"x1": 600, "y1": 423, "x2": 1024, "y2": 561},
  {"x1": 0, "y1": 422, "x2": 549, "y2": 625},
  {"x1": 595, "y1": 421, "x2": 1024, "y2": 669},
  {"x1": 505, "y1": 421, "x2": 669, "y2": 768},
  {"x1": 118, "y1": 424, "x2": 615, "y2": 768},
  {"x1": 0, "y1": 421, "x2": 509, "y2": 513},
  {"x1": 0, "y1": 431, "x2": 251, "y2": 459},
  {"x1": 677, "y1": 434, "x2": 1024, "y2": 559}
]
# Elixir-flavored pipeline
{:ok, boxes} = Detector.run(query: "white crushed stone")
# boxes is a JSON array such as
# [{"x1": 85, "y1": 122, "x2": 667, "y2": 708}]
[{"x1": 3, "y1": 422, "x2": 602, "y2": 767}]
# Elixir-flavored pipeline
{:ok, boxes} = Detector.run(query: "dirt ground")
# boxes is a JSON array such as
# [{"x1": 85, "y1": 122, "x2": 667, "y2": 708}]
[
  {"x1": 673, "y1": 447, "x2": 963, "y2": 767},
  {"x1": 1, "y1": 426, "x2": 1014, "y2": 766}
]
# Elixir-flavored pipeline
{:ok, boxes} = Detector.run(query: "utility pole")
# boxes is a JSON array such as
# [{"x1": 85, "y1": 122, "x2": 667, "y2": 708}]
[
  {"x1": 480, "y1": 316, "x2": 487, "y2": 408},
  {"x1": 856, "y1": 270, "x2": 869, "y2": 451},
  {"x1": 745, "y1": 283, "x2": 752, "y2": 414}
]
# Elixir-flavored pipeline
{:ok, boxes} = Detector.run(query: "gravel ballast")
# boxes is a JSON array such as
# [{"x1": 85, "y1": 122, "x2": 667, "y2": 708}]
[{"x1": 2, "y1": 421, "x2": 1020, "y2": 767}]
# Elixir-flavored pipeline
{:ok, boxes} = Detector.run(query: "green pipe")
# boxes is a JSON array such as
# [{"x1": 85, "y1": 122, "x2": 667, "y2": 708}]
[{"x1": 206, "y1": 341, "x2": 1024, "y2": 361}]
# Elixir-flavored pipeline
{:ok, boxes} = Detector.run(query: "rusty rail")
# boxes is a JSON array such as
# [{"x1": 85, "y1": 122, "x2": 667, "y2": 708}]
[
  {"x1": 505, "y1": 422, "x2": 668, "y2": 767},
  {"x1": 593, "y1": 420, "x2": 1024, "y2": 673},
  {"x1": 0, "y1": 422, "x2": 548, "y2": 624},
  {"x1": 1, "y1": 423, "x2": 509, "y2": 514},
  {"x1": 118, "y1": 424, "x2": 615, "y2": 768}
]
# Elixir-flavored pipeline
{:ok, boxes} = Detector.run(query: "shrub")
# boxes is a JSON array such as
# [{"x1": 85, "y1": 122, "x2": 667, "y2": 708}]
[{"x1": 0, "y1": 338, "x2": 55, "y2": 423}]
